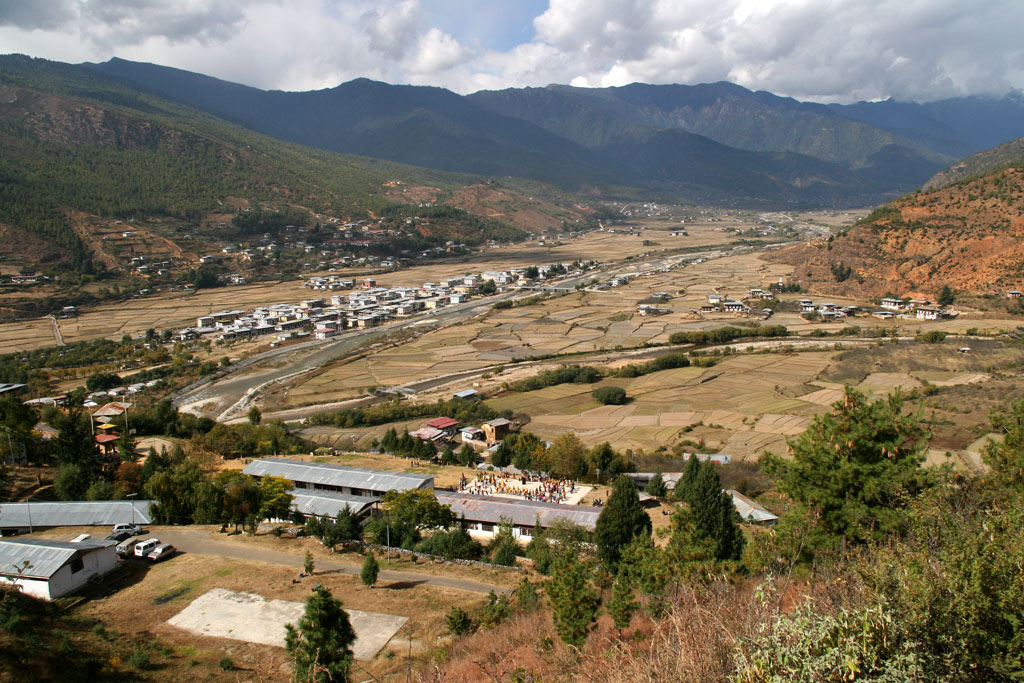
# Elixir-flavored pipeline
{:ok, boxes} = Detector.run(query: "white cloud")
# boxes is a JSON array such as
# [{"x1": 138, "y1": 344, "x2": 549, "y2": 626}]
[{"x1": 1, "y1": 0, "x2": 1022, "y2": 101}]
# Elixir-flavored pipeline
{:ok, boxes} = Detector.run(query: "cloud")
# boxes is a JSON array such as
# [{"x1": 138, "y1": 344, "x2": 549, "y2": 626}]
[
  {"x1": 1, "y1": 0, "x2": 1022, "y2": 101},
  {"x1": 361, "y1": 0, "x2": 420, "y2": 60}
]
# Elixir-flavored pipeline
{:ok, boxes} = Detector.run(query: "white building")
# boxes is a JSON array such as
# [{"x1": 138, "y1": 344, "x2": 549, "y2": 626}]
[
  {"x1": 0, "y1": 537, "x2": 118, "y2": 600},
  {"x1": 433, "y1": 492, "x2": 600, "y2": 541}
]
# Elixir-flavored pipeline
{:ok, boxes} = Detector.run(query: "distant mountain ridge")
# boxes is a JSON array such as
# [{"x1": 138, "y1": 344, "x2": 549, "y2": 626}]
[{"x1": 80, "y1": 56, "x2": 1023, "y2": 207}]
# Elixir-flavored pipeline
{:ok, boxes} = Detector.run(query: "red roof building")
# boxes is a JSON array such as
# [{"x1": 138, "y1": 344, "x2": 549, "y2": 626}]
[{"x1": 425, "y1": 417, "x2": 459, "y2": 431}]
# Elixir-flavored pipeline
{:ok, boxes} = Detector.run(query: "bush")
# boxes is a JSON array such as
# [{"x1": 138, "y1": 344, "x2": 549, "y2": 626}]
[
  {"x1": 507, "y1": 365, "x2": 602, "y2": 392},
  {"x1": 592, "y1": 386, "x2": 627, "y2": 405},
  {"x1": 445, "y1": 606, "x2": 474, "y2": 636},
  {"x1": 218, "y1": 657, "x2": 234, "y2": 671},
  {"x1": 128, "y1": 647, "x2": 151, "y2": 671}
]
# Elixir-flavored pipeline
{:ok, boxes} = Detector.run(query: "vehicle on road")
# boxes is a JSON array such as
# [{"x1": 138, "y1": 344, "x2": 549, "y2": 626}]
[
  {"x1": 133, "y1": 538, "x2": 160, "y2": 557},
  {"x1": 116, "y1": 538, "x2": 141, "y2": 557},
  {"x1": 147, "y1": 544, "x2": 176, "y2": 562},
  {"x1": 113, "y1": 523, "x2": 143, "y2": 536}
]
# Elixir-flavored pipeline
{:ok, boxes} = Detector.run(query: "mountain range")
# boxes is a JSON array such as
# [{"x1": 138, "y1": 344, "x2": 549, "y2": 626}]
[{"x1": 82, "y1": 57, "x2": 1024, "y2": 206}]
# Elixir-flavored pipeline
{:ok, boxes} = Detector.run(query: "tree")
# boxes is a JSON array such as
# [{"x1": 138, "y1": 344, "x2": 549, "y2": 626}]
[
  {"x1": 53, "y1": 405, "x2": 97, "y2": 468},
  {"x1": 381, "y1": 489, "x2": 455, "y2": 531},
  {"x1": 546, "y1": 432, "x2": 589, "y2": 479},
  {"x1": 938, "y1": 285, "x2": 955, "y2": 306},
  {"x1": 116, "y1": 430, "x2": 136, "y2": 462},
  {"x1": 644, "y1": 471, "x2": 667, "y2": 498},
  {"x1": 686, "y1": 461, "x2": 745, "y2": 562},
  {"x1": 546, "y1": 554, "x2": 600, "y2": 649},
  {"x1": 248, "y1": 406, "x2": 262, "y2": 425},
  {"x1": 764, "y1": 387, "x2": 929, "y2": 549},
  {"x1": 982, "y1": 398, "x2": 1024, "y2": 489},
  {"x1": 478, "y1": 279, "x2": 497, "y2": 295},
  {"x1": 661, "y1": 507, "x2": 714, "y2": 581},
  {"x1": 216, "y1": 470, "x2": 261, "y2": 531},
  {"x1": 489, "y1": 521, "x2": 519, "y2": 566},
  {"x1": 360, "y1": 553, "x2": 379, "y2": 588},
  {"x1": 445, "y1": 606, "x2": 473, "y2": 635},
  {"x1": 676, "y1": 454, "x2": 702, "y2": 502},
  {"x1": 285, "y1": 586, "x2": 356, "y2": 683},
  {"x1": 607, "y1": 573, "x2": 636, "y2": 631},
  {"x1": 54, "y1": 463, "x2": 92, "y2": 500},
  {"x1": 592, "y1": 386, "x2": 627, "y2": 405},
  {"x1": 258, "y1": 475, "x2": 294, "y2": 521},
  {"x1": 594, "y1": 475, "x2": 652, "y2": 570},
  {"x1": 456, "y1": 443, "x2": 476, "y2": 466},
  {"x1": 85, "y1": 479, "x2": 116, "y2": 500},
  {"x1": 304, "y1": 551, "x2": 315, "y2": 576}
]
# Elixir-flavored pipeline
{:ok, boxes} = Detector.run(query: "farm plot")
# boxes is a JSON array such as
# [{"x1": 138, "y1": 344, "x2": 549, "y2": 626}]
[
  {"x1": 488, "y1": 351, "x2": 835, "y2": 458},
  {"x1": 0, "y1": 316, "x2": 58, "y2": 352}
]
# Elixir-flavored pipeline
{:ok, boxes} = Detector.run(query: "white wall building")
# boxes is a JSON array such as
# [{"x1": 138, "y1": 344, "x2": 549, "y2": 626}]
[{"x1": 0, "y1": 537, "x2": 118, "y2": 600}]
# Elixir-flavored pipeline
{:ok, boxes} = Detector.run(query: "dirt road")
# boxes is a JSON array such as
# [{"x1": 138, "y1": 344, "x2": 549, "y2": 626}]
[{"x1": 155, "y1": 528, "x2": 512, "y2": 595}]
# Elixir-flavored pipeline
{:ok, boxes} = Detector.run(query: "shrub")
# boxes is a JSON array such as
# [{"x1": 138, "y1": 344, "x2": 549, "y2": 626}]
[
  {"x1": 128, "y1": 647, "x2": 151, "y2": 671},
  {"x1": 445, "y1": 606, "x2": 474, "y2": 636},
  {"x1": 593, "y1": 386, "x2": 627, "y2": 405},
  {"x1": 219, "y1": 657, "x2": 234, "y2": 671}
]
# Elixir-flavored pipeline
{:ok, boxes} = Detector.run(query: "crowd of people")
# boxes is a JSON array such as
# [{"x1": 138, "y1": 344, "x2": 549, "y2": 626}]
[{"x1": 458, "y1": 471, "x2": 577, "y2": 504}]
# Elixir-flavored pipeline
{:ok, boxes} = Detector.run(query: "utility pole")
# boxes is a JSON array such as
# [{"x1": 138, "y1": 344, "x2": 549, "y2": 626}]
[{"x1": 127, "y1": 493, "x2": 138, "y2": 526}]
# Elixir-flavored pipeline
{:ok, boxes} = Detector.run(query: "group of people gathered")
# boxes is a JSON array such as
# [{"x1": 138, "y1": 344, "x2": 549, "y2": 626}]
[{"x1": 458, "y1": 471, "x2": 577, "y2": 504}]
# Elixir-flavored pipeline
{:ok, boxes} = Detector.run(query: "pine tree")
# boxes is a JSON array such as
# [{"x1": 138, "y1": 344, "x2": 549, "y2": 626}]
[
  {"x1": 676, "y1": 454, "x2": 702, "y2": 501},
  {"x1": 546, "y1": 554, "x2": 600, "y2": 649},
  {"x1": 687, "y1": 461, "x2": 745, "y2": 561},
  {"x1": 644, "y1": 471, "x2": 667, "y2": 498},
  {"x1": 360, "y1": 553, "x2": 379, "y2": 588},
  {"x1": 607, "y1": 572, "x2": 637, "y2": 631},
  {"x1": 285, "y1": 586, "x2": 356, "y2": 683},
  {"x1": 594, "y1": 475, "x2": 652, "y2": 570},
  {"x1": 490, "y1": 522, "x2": 519, "y2": 566}
]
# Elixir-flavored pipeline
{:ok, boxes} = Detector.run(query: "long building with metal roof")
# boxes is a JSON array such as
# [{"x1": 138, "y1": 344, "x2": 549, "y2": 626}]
[
  {"x1": 0, "y1": 537, "x2": 118, "y2": 600},
  {"x1": 288, "y1": 489, "x2": 378, "y2": 521},
  {"x1": 0, "y1": 500, "x2": 154, "y2": 532},
  {"x1": 433, "y1": 491, "x2": 601, "y2": 540},
  {"x1": 242, "y1": 458, "x2": 433, "y2": 497}
]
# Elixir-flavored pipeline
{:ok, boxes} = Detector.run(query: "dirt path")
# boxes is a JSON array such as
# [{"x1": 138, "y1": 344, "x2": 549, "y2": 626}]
[{"x1": 155, "y1": 528, "x2": 511, "y2": 595}]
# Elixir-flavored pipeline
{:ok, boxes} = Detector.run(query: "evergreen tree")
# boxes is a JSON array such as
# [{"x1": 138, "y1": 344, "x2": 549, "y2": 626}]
[
  {"x1": 594, "y1": 476, "x2": 652, "y2": 570},
  {"x1": 983, "y1": 398, "x2": 1024, "y2": 489},
  {"x1": 489, "y1": 521, "x2": 519, "y2": 566},
  {"x1": 764, "y1": 387, "x2": 929, "y2": 548},
  {"x1": 54, "y1": 463, "x2": 92, "y2": 500},
  {"x1": 440, "y1": 445, "x2": 455, "y2": 465},
  {"x1": 676, "y1": 454, "x2": 702, "y2": 501},
  {"x1": 116, "y1": 430, "x2": 137, "y2": 462},
  {"x1": 938, "y1": 285, "x2": 955, "y2": 307},
  {"x1": 247, "y1": 406, "x2": 262, "y2": 425},
  {"x1": 644, "y1": 471, "x2": 668, "y2": 498},
  {"x1": 360, "y1": 553, "x2": 379, "y2": 588},
  {"x1": 607, "y1": 572, "x2": 637, "y2": 631},
  {"x1": 662, "y1": 507, "x2": 715, "y2": 580},
  {"x1": 687, "y1": 461, "x2": 745, "y2": 562},
  {"x1": 545, "y1": 554, "x2": 600, "y2": 649},
  {"x1": 285, "y1": 586, "x2": 356, "y2": 683}
]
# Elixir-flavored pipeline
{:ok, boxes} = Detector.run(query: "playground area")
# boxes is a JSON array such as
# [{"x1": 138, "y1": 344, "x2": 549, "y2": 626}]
[{"x1": 457, "y1": 471, "x2": 592, "y2": 505}]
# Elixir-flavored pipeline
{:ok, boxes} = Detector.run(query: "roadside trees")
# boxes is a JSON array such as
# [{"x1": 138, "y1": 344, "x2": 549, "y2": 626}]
[{"x1": 285, "y1": 586, "x2": 355, "y2": 683}]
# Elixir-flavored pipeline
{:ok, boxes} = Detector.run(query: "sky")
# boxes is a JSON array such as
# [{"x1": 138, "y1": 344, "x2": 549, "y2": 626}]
[{"x1": 1, "y1": 0, "x2": 1022, "y2": 103}]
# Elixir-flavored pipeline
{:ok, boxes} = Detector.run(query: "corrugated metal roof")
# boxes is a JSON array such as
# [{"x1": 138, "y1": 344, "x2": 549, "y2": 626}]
[
  {"x1": 727, "y1": 490, "x2": 778, "y2": 524},
  {"x1": 0, "y1": 500, "x2": 154, "y2": 529},
  {"x1": 433, "y1": 491, "x2": 601, "y2": 530},
  {"x1": 0, "y1": 538, "x2": 116, "y2": 579},
  {"x1": 242, "y1": 458, "x2": 433, "y2": 493},
  {"x1": 289, "y1": 489, "x2": 378, "y2": 519}
]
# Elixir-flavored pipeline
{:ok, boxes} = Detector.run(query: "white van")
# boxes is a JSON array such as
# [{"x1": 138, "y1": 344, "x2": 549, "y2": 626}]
[{"x1": 133, "y1": 538, "x2": 160, "y2": 557}]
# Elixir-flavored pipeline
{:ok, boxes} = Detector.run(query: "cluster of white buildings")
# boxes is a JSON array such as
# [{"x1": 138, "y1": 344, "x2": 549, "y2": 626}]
[{"x1": 177, "y1": 268, "x2": 537, "y2": 343}]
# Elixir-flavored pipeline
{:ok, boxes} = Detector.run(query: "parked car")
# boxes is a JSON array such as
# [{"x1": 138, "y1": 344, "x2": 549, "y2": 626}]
[
  {"x1": 133, "y1": 538, "x2": 160, "y2": 557},
  {"x1": 112, "y1": 523, "x2": 143, "y2": 536},
  {"x1": 106, "y1": 530, "x2": 132, "y2": 542},
  {"x1": 116, "y1": 538, "x2": 141, "y2": 557},
  {"x1": 146, "y1": 544, "x2": 176, "y2": 562}
]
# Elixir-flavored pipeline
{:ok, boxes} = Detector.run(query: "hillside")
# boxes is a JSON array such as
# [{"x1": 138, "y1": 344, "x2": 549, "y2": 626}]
[
  {"x1": 85, "y1": 57, "x2": 907, "y2": 206},
  {"x1": 0, "y1": 55, "x2": 576, "y2": 280},
  {"x1": 773, "y1": 158, "x2": 1024, "y2": 298},
  {"x1": 923, "y1": 137, "x2": 1024, "y2": 190}
]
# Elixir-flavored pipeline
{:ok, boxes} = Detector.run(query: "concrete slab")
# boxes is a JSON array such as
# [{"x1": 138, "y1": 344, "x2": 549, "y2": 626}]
[{"x1": 168, "y1": 588, "x2": 407, "y2": 660}]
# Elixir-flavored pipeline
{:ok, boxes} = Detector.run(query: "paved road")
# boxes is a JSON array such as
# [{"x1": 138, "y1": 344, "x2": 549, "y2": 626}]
[
  {"x1": 173, "y1": 292, "x2": 516, "y2": 416},
  {"x1": 155, "y1": 528, "x2": 512, "y2": 595}
]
